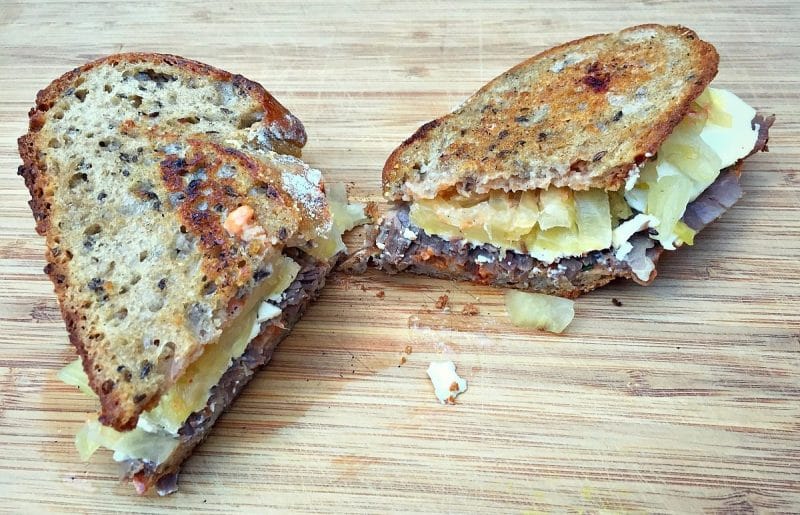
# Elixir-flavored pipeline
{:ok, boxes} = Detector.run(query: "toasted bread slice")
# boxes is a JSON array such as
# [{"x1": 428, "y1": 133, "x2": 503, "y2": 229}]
[
  {"x1": 383, "y1": 24, "x2": 718, "y2": 200},
  {"x1": 18, "y1": 54, "x2": 330, "y2": 431}
]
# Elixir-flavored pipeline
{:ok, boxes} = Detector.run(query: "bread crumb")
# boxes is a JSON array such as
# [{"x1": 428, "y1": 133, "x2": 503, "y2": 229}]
[
  {"x1": 404, "y1": 345, "x2": 412, "y2": 355},
  {"x1": 375, "y1": 290, "x2": 385, "y2": 299},
  {"x1": 461, "y1": 303, "x2": 479, "y2": 316},
  {"x1": 399, "y1": 356, "x2": 407, "y2": 366},
  {"x1": 435, "y1": 294, "x2": 449, "y2": 309},
  {"x1": 612, "y1": 298, "x2": 623, "y2": 307}
]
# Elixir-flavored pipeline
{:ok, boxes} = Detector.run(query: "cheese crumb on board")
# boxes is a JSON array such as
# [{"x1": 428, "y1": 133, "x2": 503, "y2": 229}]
[{"x1": 426, "y1": 361, "x2": 467, "y2": 404}]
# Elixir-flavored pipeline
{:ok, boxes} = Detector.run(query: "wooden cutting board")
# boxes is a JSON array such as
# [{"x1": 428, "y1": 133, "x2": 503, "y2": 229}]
[{"x1": 1, "y1": 1, "x2": 798, "y2": 512}]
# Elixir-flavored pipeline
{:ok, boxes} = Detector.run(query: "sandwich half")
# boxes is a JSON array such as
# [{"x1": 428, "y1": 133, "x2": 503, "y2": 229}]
[
  {"x1": 18, "y1": 54, "x2": 365, "y2": 494},
  {"x1": 370, "y1": 25, "x2": 773, "y2": 297}
]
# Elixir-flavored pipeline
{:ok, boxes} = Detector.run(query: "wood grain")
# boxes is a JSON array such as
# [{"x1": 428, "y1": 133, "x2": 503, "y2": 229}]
[{"x1": 1, "y1": 1, "x2": 799, "y2": 512}]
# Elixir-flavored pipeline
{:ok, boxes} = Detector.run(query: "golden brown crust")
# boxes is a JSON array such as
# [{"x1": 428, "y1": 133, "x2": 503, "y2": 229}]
[
  {"x1": 383, "y1": 24, "x2": 719, "y2": 200},
  {"x1": 17, "y1": 54, "x2": 321, "y2": 430},
  {"x1": 19, "y1": 52, "x2": 306, "y2": 240},
  {"x1": 28, "y1": 53, "x2": 306, "y2": 150}
]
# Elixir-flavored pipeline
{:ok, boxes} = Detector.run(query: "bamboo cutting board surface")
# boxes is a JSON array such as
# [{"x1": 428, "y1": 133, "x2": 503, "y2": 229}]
[{"x1": 1, "y1": 1, "x2": 798, "y2": 512}]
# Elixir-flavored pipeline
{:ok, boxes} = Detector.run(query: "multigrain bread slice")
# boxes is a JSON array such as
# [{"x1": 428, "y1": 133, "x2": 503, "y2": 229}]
[
  {"x1": 383, "y1": 24, "x2": 718, "y2": 200},
  {"x1": 17, "y1": 54, "x2": 330, "y2": 431}
]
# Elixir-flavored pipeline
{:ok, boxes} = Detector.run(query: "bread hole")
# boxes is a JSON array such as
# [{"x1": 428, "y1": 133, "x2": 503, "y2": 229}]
[
  {"x1": 237, "y1": 110, "x2": 264, "y2": 129},
  {"x1": 104, "y1": 84, "x2": 112, "y2": 93},
  {"x1": 53, "y1": 111, "x2": 65, "y2": 120},
  {"x1": 48, "y1": 138, "x2": 62, "y2": 149},
  {"x1": 139, "y1": 250, "x2": 148, "y2": 262},
  {"x1": 131, "y1": 273, "x2": 141, "y2": 285},
  {"x1": 134, "y1": 69, "x2": 176, "y2": 84},
  {"x1": 179, "y1": 225, "x2": 187, "y2": 234},
  {"x1": 74, "y1": 89, "x2": 88, "y2": 102},
  {"x1": 129, "y1": 95, "x2": 143, "y2": 108},
  {"x1": 84, "y1": 224, "x2": 101, "y2": 236},
  {"x1": 74, "y1": 77, "x2": 86, "y2": 87},
  {"x1": 64, "y1": 250, "x2": 73, "y2": 260},
  {"x1": 202, "y1": 281, "x2": 217, "y2": 296},
  {"x1": 62, "y1": 135, "x2": 73, "y2": 146},
  {"x1": 116, "y1": 308, "x2": 128, "y2": 320},
  {"x1": 119, "y1": 286, "x2": 129, "y2": 295},
  {"x1": 68, "y1": 172, "x2": 88, "y2": 189},
  {"x1": 237, "y1": 259, "x2": 246, "y2": 268},
  {"x1": 178, "y1": 116, "x2": 199, "y2": 124}
]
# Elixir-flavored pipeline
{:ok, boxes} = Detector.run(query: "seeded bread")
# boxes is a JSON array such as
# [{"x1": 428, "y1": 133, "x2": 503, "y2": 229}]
[
  {"x1": 126, "y1": 250, "x2": 335, "y2": 495},
  {"x1": 383, "y1": 24, "x2": 718, "y2": 201},
  {"x1": 18, "y1": 54, "x2": 331, "y2": 431}
]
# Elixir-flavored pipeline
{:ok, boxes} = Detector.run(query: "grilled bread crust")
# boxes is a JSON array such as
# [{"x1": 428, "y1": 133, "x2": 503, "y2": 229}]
[
  {"x1": 383, "y1": 25, "x2": 719, "y2": 200},
  {"x1": 18, "y1": 54, "x2": 330, "y2": 430}
]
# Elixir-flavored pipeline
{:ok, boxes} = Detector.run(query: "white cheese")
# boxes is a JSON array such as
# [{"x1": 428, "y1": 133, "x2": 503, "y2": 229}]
[
  {"x1": 255, "y1": 301, "x2": 282, "y2": 325},
  {"x1": 402, "y1": 228, "x2": 418, "y2": 241},
  {"x1": 611, "y1": 214, "x2": 658, "y2": 260},
  {"x1": 624, "y1": 165, "x2": 640, "y2": 191},
  {"x1": 426, "y1": 361, "x2": 467, "y2": 404},
  {"x1": 699, "y1": 88, "x2": 758, "y2": 169}
]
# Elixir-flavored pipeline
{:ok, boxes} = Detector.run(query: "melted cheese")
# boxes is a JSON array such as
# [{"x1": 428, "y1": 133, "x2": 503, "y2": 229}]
[
  {"x1": 307, "y1": 182, "x2": 369, "y2": 260},
  {"x1": 409, "y1": 87, "x2": 759, "y2": 262},
  {"x1": 62, "y1": 256, "x2": 300, "y2": 464},
  {"x1": 142, "y1": 256, "x2": 300, "y2": 434}
]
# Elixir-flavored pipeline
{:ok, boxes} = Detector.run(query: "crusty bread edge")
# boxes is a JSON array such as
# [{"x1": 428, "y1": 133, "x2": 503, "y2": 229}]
[
  {"x1": 19, "y1": 52, "x2": 307, "y2": 235},
  {"x1": 382, "y1": 24, "x2": 719, "y2": 199},
  {"x1": 17, "y1": 53, "x2": 310, "y2": 430}
]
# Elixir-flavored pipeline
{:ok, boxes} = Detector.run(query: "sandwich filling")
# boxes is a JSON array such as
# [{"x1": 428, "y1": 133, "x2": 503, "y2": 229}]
[
  {"x1": 60, "y1": 189, "x2": 366, "y2": 466},
  {"x1": 406, "y1": 88, "x2": 760, "y2": 280}
]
